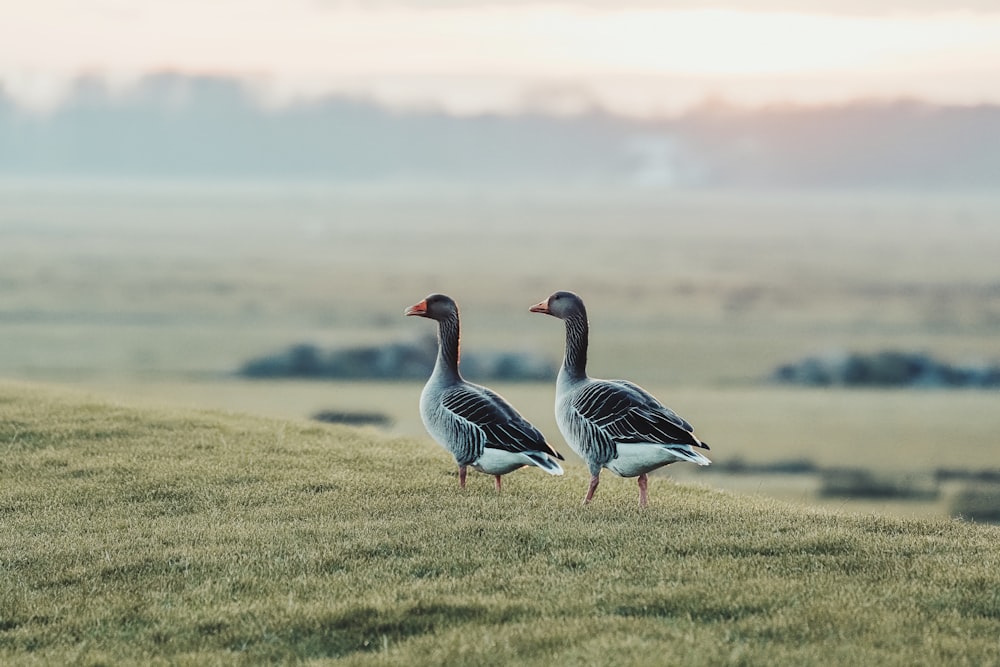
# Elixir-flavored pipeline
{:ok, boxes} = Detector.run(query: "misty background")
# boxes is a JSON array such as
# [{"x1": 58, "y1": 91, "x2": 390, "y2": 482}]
[{"x1": 3, "y1": 72, "x2": 999, "y2": 189}]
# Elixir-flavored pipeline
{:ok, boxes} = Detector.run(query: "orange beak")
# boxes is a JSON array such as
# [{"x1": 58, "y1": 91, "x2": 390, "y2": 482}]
[
  {"x1": 528, "y1": 299, "x2": 549, "y2": 314},
  {"x1": 404, "y1": 299, "x2": 428, "y2": 317}
]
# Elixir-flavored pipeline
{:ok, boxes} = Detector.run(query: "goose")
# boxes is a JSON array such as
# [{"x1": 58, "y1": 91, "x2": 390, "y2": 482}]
[
  {"x1": 529, "y1": 291, "x2": 711, "y2": 507},
  {"x1": 405, "y1": 293, "x2": 564, "y2": 490}
]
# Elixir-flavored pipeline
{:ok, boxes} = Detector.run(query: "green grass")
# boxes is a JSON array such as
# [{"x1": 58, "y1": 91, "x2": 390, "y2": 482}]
[{"x1": 2, "y1": 382, "x2": 999, "y2": 665}]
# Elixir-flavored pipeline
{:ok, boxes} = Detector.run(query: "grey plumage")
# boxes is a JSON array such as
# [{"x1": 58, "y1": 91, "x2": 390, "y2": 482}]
[
  {"x1": 406, "y1": 293, "x2": 564, "y2": 490},
  {"x1": 530, "y1": 290, "x2": 711, "y2": 506}
]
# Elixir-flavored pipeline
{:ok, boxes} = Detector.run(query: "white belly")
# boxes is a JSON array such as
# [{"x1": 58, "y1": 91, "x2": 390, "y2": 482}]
[
  {"x1": 470, "y1": 448, "x2": 530, "y2": 475},
  {"x1": 605, "y1": 443, "x2": 682, "y2": 478}
]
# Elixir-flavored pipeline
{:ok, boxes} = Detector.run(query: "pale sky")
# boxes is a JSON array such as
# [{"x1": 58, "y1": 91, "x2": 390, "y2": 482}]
[{"x1": 2, "y1": 0, "x2": 1000, "y2": 115}]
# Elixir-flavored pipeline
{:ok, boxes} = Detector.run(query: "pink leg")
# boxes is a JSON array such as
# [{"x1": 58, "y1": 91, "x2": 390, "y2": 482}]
[
  {"x1": 583, "y1": 474, "x2": 600, "y2": 504},
  {"x1": 637, "y1": 473, "x2": 649, "y2": 508},
  {"x1": 494, "y1": 475, "x2": 502, "y2": 492},
  {"x1": 459, "y1": 465, "x2": 467, "y2": 489}
]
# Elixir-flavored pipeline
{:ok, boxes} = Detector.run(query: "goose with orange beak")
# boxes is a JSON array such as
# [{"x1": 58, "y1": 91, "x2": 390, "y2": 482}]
[
  {"x1": 530, "y1": 290, "x2": 710, "y2": 507},
  {"x1": 405, "y1": 293, "x2": 564, "y2": 490}
]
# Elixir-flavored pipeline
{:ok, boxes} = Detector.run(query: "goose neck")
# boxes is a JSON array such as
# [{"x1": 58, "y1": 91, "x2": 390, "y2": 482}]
[
  {"x1": 434, "y1": 313, "x2": 462, "y2": 380},
  {"x1": 562, "y1": 312, "x2": 589, "y2": 380}
]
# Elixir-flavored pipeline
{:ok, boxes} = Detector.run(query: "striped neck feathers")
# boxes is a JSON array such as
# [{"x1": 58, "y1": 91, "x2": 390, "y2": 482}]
[
  {"x1": 562, "y1": 310, "x2": 589, "y2": 379},
  {"x1": 434, "y1": 312, "x2": 462, "y2": 379}
]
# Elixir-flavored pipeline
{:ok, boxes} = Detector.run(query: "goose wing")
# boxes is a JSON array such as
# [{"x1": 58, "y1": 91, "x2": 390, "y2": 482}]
[
  {"x1": 570, "y1": 379, "x2": 708, "y2": 449},
  {"x1": 440, "y1": 383, "x2": 563, "y2": 461}
]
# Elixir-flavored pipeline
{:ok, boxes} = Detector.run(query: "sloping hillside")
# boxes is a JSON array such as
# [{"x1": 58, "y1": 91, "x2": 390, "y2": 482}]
[{"x1": 1, "y1": 382, "x2": 998, "y2": 665}]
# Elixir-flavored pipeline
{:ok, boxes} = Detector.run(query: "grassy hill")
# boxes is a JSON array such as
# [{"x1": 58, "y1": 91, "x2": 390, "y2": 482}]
[{"x1": 2, "y1": 382, "x2": 999, "y2": 666}]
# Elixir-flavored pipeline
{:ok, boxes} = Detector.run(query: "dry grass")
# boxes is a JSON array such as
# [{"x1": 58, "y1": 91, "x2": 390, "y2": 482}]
[
  {"x1": 65, "y1": 379, "x2": 1000, "y2": 473},
  {"x1": 2, "y1": 382, "x2": 1000, "y2": 665}
]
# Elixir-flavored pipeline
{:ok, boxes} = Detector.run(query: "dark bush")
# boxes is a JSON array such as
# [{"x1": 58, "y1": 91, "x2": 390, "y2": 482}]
[
  {"x1": 819, "y1": 468, "x2": 939, "y2": 500},
  {"x1": 713, "y1": 457, "x2": 818, "y2": 475},
  {"x1": 240, "y1": 343, "x2": 326, "y2": 378},
  {"x1": 935, "y1": 468, "x2": 1000, "y2": 484},
  {"x1": 311, "y1": 410, "x2": 393, "y2": 428},
  {"x1": 950, "y1": 484, "x2": 1000, "y2": 523},
  {"x1": 772, "y1": 350, "x2": 1000, "y2": 388},
  {"x1": 239, "y1": 336, "x2": 555, "y2": 382}
]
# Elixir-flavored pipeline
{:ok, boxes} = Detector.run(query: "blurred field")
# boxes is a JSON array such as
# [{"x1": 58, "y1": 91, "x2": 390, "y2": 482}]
[{"x1": 2, "y1": 182, "x2": 999, "y2": 517}]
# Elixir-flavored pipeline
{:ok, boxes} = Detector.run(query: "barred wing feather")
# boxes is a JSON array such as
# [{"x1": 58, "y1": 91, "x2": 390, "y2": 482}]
[
  {"x1": 440, "y1": 384, "x2": 562, "y2": 459},
  {"x1": 571, "y1": 380, "x2": 708, "y2": 450}
]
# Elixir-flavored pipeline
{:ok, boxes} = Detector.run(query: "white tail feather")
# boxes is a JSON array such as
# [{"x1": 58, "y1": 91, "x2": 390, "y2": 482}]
[
  {"x1": 526, "y1": 452, "x2": 565, "y2": 475},
  {"x1": 668, "y1": 446, "x2": 712, "y2": 466}
]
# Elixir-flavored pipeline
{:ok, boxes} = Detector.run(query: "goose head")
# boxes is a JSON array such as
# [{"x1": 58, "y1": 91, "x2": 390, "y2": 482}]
[
  {"x1": 404, "y1": 293, "x2": 459, "y2": 321},
  {"x1": 529, "y1": 290, "x2": 585, "y2": 320}
]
